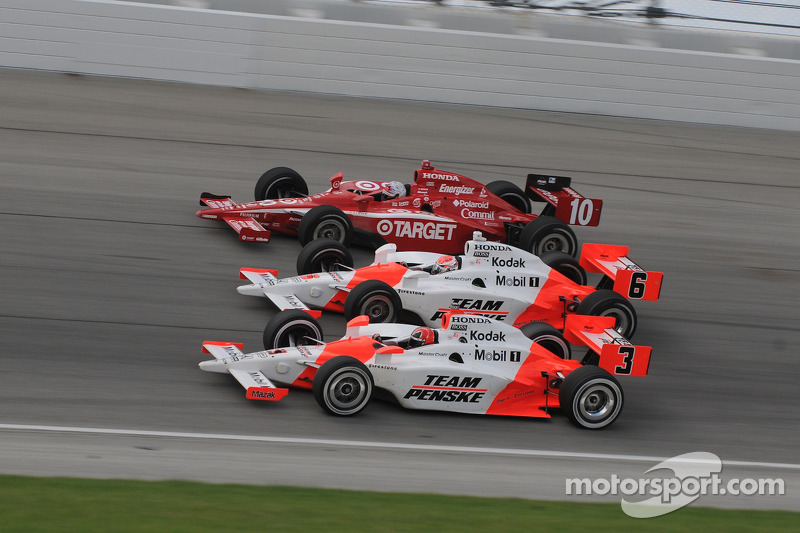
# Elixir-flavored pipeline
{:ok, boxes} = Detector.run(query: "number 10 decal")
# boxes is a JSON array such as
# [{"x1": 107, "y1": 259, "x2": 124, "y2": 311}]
[{"x1": 568, "y1": 198, "x2": 595, "y2": 226}]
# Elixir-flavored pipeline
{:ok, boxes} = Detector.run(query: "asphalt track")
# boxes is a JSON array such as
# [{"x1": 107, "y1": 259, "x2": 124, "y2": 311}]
[{"x1": 1, "y1": 68, "x2": 798, "y2": 511}]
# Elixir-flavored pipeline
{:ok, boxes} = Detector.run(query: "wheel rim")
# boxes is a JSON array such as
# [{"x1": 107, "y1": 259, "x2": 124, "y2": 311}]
[
  {"x1": 315, "y1": 220, "x2": 346, "y2": 242},
  {"x1": 536, "y1": 336, "x2": 569, "y2": 359},
  {"x1": 314, "y1": 252, "x2": 344, "y2": 272},
  {"x1": 557, "y1": 264, "x2": 586, "y2": 285},
  {"x1": 326, "y1": 368, "x2": 369, "y2": 413},
  {"x1": 361, "y1": 295, "x2": 393, "y2": 322},
  {"x1": 537, "y1": 233, "x2": 572, "y2": 255},
  {"x1": 576, "y1": 382, "x2": 618, "y2": 424},
  {"x1": 600, "y1": 307, "x2": 633, "y2": 336},
  {"x1": 269, "y1": 177, "x2": 298, "y2": 199},
  {"x1": 277, "y1": 324, "x2": 317, "y2": 347}
]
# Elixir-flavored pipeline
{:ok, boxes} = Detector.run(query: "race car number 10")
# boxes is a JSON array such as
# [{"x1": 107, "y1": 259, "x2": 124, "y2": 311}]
[{"x1": 568, "y1": 198, "x2": 596, "y2": 226}]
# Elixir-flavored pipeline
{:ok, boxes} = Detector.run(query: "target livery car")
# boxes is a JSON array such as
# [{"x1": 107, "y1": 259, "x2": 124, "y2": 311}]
[{"x1": 197, "y1": 160, "x2": 603, "y2": 256}]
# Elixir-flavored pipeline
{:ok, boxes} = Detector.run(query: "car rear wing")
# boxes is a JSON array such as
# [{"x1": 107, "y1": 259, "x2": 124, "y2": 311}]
[
  {"x1": 563, "y1": 315, "x2": 652, "y2": 377},
  {"x1": 579, "y1": 243, "x2": 663, "y2": 301},
  {"x1": 525, "y1": 174, "x2": 603, "y2": 227}
]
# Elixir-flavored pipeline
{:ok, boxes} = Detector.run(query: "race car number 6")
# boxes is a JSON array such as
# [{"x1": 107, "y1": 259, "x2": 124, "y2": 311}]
[{"x1": 568, "y1": 198, "x2": 595, "y2": 226}]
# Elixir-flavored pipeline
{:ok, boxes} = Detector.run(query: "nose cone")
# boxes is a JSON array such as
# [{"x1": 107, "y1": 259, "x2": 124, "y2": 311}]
[
  {"x1": 237, "y1": 284, "x2": 266, "y2": 297},
  {"x1": 199, "y1": 359, "x2": 227, "y2": 373}
]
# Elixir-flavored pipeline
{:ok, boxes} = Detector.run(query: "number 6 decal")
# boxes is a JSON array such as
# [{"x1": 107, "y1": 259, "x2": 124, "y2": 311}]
[{"x1": 628, "y1": 271, "x2": 648, "y2": 299}]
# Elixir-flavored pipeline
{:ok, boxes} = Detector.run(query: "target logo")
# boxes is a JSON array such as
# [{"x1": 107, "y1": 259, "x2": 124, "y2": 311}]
[
  {"x1": 376, "y1": 220, "x2": 457, "y2": 240},
  {"x1": 355, "y1": 181, "x2": 381, "y2": 191}
]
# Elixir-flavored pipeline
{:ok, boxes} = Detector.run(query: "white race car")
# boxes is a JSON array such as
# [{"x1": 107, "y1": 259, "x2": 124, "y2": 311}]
[
  {"x1": 237, "y1": 234, "x2": 663, "y2": 348},
  {"x1": 198, "y1": 312, "x2": 652, "y2": 429}
]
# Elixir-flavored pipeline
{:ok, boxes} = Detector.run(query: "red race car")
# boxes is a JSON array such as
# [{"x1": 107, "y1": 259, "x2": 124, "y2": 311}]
[{"x1": 197, "y1": 160, "x2": 603, "y2": 256}]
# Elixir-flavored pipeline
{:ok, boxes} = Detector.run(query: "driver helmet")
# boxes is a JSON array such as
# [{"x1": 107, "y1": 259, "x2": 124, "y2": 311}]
[
  {"x1": 382, "y1": 181, "x2": 406, "y2": 199},
  {"x1": 431, "y1": 255, "x2": 458, "y2": 275},
  {"x1": 409, "y1": 327, "x2": 437, "y2": 347}
]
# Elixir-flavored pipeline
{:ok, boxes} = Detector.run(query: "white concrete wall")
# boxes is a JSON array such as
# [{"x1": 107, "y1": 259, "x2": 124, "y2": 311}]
[{"x1": 2, "y1": 0, "x2": 799, "y2": 130}]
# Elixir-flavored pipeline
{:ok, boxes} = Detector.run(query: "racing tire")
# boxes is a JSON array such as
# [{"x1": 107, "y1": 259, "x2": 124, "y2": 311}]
[
  {"x1": 298, "y1": 205, "x2": 354, "y2": 247},
  {"x1": 486, "y1": 180, "x2": 531, "y2": 214},
  {"x1": 344, "y1": 280, "x2": 402, "y2": 323},
  {"x1": 559, "y1": 365, "x2": 623, "y2": 429},
  {"x1": 296, "y1": 238, "x2": 354, "y2": 275},
  {"x1": 313, "y1": 356, "x2": 374, "y2": 416},
  {"x1": 576, "y1": 289, "x2": 638, "y2": 338},
  {"x1": 262, "y1": 309, "x2": 323, "y2": 350},
  {"x1": 254, "y1": 167, "x2": 308, "y2": 201},
  {"x1": 520, "y1": 322, "x2": 571, "y2": 359},
  {"x1": 519, "y1": 216, "x2": 579, "y2": 257},
  {"x1": 539, "y1": 251, "x2": 587, "y2": 285}
]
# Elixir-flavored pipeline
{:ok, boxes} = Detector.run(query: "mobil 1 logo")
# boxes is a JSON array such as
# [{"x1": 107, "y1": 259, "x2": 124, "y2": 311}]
[
  {"x1": 495, "y1": 275, "x2": 539, "y2": 288},
  {"x1": 474, "y1": 349, "x2": 521, "y2": 362}
]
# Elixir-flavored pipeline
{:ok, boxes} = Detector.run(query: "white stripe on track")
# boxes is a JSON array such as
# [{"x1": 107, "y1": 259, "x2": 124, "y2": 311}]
[{"x1": 2, "y1": 423, "x2": 798, "y2": 471}]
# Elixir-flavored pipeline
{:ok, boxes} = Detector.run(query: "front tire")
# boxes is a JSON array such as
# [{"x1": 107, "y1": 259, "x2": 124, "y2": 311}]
[
  {"x1": 313, "y1": 356, "x2": 373, "y2": 416},
  {"x1": 296, "y1": 238, "x2": 354, "y2": 275},
  {"x1": 486, "y1": 180, "x2": 530, "y2": 213},
  {"x1": 576, "y1": 289, "x2": 638, "y2": 338},
  {"x1": 559, "y1": 365, "x2": 623, "y2": 429},
  {"x1": 255, "y1": 167, "x2": 308, "y2": 201},
  {"x1": 262, "y1": 309, "x2": 323, "y2": 350},
  {"x1": 519, "y1": 216, "x2": 578, "y2": 257},
  {"x1": 298, "y1": 205, "x2": 353, "y2": 246},
  {"x1": 344, "y1": 280, "x2": 402, "y2": 323},
  {"x1": 520, "y1": 322, "x2": 571, "y2": 359}
]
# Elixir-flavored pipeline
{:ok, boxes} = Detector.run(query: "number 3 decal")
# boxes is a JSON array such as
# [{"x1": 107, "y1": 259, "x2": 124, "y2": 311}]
[{"x1": 614, "y1": 346, "x2": 635, "y2": 375}]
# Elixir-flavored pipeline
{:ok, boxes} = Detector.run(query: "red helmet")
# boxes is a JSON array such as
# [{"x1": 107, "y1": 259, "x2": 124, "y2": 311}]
[
  {"x1": 432, "y1": 255, "x2": 458, "y2": 274},
  {"x1": 409, "y1": 327, "x2": 437, "y2": 347}
]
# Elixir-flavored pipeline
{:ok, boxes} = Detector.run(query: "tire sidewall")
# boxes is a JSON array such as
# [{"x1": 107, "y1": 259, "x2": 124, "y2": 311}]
[
  {"x1": 344, "y1": 280, "x2": 401, "y2": 322},
  {"x1": 559, "y1": 366, "x2": 623, "y2": 429},
  {"x1": 262, "y1": 310, "x2": 323, "y2": 350},
  {"x1": 298, "y1": 206, "x2": 353, "y2": 246},
  {"x1": 313, "y1": 356, "x2": 373, "y2": 416},
  {"x1": 576, "y1": 289, "x2": 638, "y2": 338},
  {"x1": 520, "y1": 216, "x2": 578, "y2": 257},
  {"x1": 296, "y1": 238, "x2": 354, "y2": 275}
]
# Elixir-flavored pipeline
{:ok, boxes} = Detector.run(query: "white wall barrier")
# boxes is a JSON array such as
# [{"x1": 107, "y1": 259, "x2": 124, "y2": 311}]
[{"x1": 2, "y1": 0, "x2": 799, "y2": 130}]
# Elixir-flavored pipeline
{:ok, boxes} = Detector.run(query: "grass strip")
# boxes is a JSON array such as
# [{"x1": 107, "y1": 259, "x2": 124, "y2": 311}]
[{"x1": 0, "y1": 475, "x2": 796, "y2": 532}]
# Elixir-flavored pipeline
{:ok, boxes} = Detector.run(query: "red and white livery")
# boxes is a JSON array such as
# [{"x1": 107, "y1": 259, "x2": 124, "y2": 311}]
[
  {"x1": 237, "y1": 234, "x2": 663, "y2": 343},
  {"x1": 198, "y1": 313, "x2": 652, "y2": 428}
]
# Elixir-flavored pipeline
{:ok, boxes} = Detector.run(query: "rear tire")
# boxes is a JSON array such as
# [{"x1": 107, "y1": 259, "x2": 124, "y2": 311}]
[
  {"x1": 298, "y1": 205, "x2": 353, "y2": 246},
  {"x1": 296, "y1": 239, "x2": 354, "y2": 275},
  {"x1": 576, "y1": 289, "x2": 638, "y2": 338},
  {"x1": 559, "y1": 365, "x2": 623, "y2": 429},
  {"x1": 539, "y1": 251, "x2": 587, "y2": 285},
  {"x1": 255, "y1": 167, "x2": 308, "y2": 201},
  {"x1": 344, "y1": 280, "x2": 402, "y2": 323},
  {"x1": 262, "y1": 309, "x2": 323, "y2": 350},
  {"x1": 486, "y1": 180, "x2": 530, "y2": 213},
  {"x1": 519, "y1": 216, "x2": 578, "y2": 257},
  {"x1": 520, "y1": 322, "x2": 571, "y2": 359},
  {"x1": 313, "y1": 356, "x2": 373, "y2": 416}
]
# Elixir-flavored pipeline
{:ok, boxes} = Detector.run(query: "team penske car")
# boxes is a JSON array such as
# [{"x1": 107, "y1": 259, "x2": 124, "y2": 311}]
[
  {"x1": 198, "y1": 312, "x2": 651, "y2": 429},
  {"x1": 197, "y1": 160, "x2": 603, "y2": 256},
  {"x1": 237, "y1": 234, "x2": 663, "y2": 343}
]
